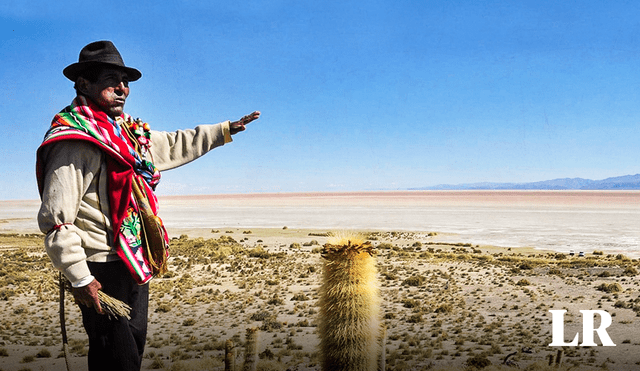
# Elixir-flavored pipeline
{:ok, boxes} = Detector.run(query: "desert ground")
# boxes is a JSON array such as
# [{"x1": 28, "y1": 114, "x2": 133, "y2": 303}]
[{"x1": 2, "y1": 223, "x2": 640, "y2": 371}]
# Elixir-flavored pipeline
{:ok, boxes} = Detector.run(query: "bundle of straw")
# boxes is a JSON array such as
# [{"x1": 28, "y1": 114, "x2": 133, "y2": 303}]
[
  {"x1": 61, "y1": 279, "x2": 131, "y2": 320},
  {"x1": 96, "y1": 291, "x2": 132, "y2": 320}
]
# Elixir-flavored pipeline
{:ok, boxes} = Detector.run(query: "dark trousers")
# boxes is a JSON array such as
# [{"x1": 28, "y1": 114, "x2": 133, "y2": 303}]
[{"x1": 80, "y1": 260, "x2": 149, "y2": 371}]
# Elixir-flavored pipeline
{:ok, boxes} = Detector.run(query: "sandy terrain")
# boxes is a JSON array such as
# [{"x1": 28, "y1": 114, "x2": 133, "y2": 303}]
[{"x1": 1, "y1": 224, "x2": 640, "y2": 371}]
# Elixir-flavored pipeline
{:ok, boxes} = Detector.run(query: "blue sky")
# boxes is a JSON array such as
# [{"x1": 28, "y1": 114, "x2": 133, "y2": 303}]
[{"x1": 2, "y1": 0, "x2": 640, "y2": 200}]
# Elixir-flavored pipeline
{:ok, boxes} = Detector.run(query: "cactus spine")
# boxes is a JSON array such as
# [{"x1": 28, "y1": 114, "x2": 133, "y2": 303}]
[{"x1": 319, "y1": 234, "x2": 381, "y2": 371}]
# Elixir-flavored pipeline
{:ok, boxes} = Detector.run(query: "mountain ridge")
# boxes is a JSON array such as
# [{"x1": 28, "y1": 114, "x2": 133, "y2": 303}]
[{"x1": 409, "y1": 174, "x2": 640, "y2": 190}]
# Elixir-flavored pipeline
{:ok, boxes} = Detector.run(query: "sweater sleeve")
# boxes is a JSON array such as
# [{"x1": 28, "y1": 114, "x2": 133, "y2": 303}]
[
  {"x1": 148, "y1": 122, "x2": 232, "y2": 171},
  {"x1": 37, "y1": 141, "x2": 102, "y2": 286}
]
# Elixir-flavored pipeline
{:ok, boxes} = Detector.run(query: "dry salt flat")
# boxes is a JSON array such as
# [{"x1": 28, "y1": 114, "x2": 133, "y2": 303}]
[
  {"x1": 3, "y1": 191, "x2": 639, "y2": 258},
  {"x1": 158, "y1": 190, "x2": 640, "y2": 258}
]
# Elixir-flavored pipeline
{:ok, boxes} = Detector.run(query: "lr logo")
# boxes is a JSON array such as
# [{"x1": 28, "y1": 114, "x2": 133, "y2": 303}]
[{"x1": 549, "y1": 310, "x2": 616, "y2": 347}]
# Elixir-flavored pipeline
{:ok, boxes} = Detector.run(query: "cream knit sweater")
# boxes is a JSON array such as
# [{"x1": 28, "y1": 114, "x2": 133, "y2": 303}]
[{"x1": 38, "y1": 121, "x2": 231, "y2": 286}]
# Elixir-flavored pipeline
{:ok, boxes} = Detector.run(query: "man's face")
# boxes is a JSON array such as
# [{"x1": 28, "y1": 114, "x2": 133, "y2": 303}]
[{"x1": 79, "y1": 67, "x2": 130, "y2": 118}]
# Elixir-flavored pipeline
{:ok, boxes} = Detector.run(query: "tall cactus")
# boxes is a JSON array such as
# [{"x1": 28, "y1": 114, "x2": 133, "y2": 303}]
[
  {"x1": 379, "y1": 324, "x2": 386, "y2": 371},
  {"x1": 319, "y1": 234, "x2": 381, "y2": 371},
  {"x1": 243, "y1": 327, "x2": 259, "y2": 371},
  {"x1": 225, "y1": 339, "x2": 236, "y2": 371}
]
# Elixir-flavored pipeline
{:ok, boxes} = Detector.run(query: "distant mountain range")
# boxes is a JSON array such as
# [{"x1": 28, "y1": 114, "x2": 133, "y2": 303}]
[{"x1": 409, "y1": 174, "x2": 640, "y2": 190}]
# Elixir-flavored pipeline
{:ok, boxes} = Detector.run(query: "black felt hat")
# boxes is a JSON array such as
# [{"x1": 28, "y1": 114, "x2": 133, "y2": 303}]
[{"x1": 63, "y1": 40, "x2": 142, "y2": 82}]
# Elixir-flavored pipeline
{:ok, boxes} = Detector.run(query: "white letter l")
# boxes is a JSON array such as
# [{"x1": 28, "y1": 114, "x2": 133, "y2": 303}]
[{"x1": 549, "y1": 310, "x2": 579, "y2": 346}]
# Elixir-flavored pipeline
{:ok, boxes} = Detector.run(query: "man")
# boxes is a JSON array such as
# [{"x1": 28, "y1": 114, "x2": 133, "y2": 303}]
[{"x1": 36, "y1": 40, "x2": 259, "y2": 371}]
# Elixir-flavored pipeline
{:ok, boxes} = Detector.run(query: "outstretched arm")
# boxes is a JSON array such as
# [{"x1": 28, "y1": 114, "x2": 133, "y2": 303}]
[{"x1": 149, "y1": 111, "x2": 261, "y2": 171}]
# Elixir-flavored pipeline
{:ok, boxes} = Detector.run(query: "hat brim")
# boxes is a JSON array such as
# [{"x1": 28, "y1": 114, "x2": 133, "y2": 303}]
[{"x1": 63, "y1": 61, "x2": 142, "y2": 82}]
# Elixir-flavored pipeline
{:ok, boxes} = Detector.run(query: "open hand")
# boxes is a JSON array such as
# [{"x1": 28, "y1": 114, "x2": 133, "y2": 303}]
[{"x1": 230, "y1": 111, "x2": 260, "y2": 135}]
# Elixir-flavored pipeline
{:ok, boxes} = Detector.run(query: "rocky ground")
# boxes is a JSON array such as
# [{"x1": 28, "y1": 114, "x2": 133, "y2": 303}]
[{"x1": 1, "y1": 228, "x2": 640, "y2": 371}]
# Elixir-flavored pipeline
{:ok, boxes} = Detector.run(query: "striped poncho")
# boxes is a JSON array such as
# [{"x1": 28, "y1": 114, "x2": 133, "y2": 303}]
[{"x1": 36, "y1": 96, "x2": 167, "y2": 284}]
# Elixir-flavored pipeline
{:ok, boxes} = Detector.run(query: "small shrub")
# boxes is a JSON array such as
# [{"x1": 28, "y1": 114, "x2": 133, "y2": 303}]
[
  {"x1": 402, "y1": 275, "x2": 425, "y2": 287},
  {"x1": 170, "y1": 349, "x2": 192, "y2": 361},
  {"x1": 250, "y1": 311, "x2": 272, "y2": 321},
  {"x1": 36, "y1": 349, "x2": 51, "y2": 358},
  {"x1": 68, "y1": 338, "x2": 88, "y2": 356},
  {"x1": 435, "y1": 303, "x2": 453, "y2": 314},
  {"x1": 182, "y1": 318, "x2": 196, "y2": 326},
  {"x1": 382, "y1": 272, "x2": 398, "y2": 280},
  {"x1": 614, "y1": 300, "x2": 629, "y2": 309},
  {"x1": 149, "y1": 358, "x2": 164, "y2": 369},
  {"x1": 248, "y1": 248, "x2": 270, "y2": 259},
  {"x1": 291, "y1": 293, "x2": 309, "y2": 301},
  {"x1": 402, "y1": 299, "x2": 420, "y2": 308},
  {"x1": 267, "y1": 294, "x2": 284, "y2": 306},
  {"x1": 518, "y1": 262, "x2": 533, "y2": 270},
  {"x1": 0, "y1": 288, "x2": 16, "y2": 300},
  {"x1": 466, "y1": 354, "x2": 491, "y2": 369},
  {"x1": 162, "y1": 270, "x2": 177, "y2": 278},
  {"x1": 489, "y1": 343, "x2": 502, "y2": 355},
  {"x1": 261, "y1": 318, "x2": 283, "y2": 332},
  {"x1": 155, "y1": 303, "x2": 172, "y2": 313},
  {"x1": 597, "y1": 283, "x2": 623, "y2": 293},
  {"x1": 259, "y1": 348, "x2": 276, "y2": 360}
]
